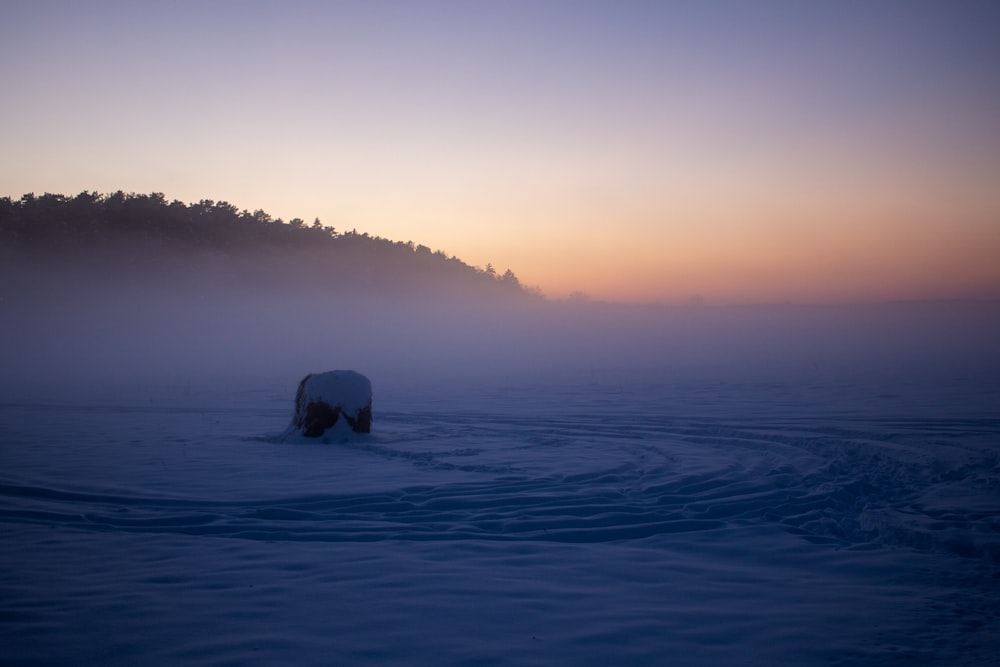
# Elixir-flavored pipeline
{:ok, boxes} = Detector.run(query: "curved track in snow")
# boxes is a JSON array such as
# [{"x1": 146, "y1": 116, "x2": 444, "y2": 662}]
[
  {"x1": 2, "y1": 406, "x2": 997, "y2": 559},
  {"x1": 1, "y1": 392, "x2": 998, "y2": 666}
]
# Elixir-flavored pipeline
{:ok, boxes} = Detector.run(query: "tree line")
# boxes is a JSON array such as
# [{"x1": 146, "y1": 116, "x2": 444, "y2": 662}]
[{"x1": 0, "y1": 191, "x2": 530, "y2": 296}]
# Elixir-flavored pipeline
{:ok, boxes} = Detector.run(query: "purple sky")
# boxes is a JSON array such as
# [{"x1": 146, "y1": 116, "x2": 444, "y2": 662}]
[{"x1": 3, "y1": 1, "x2": 999, "y2": 302}]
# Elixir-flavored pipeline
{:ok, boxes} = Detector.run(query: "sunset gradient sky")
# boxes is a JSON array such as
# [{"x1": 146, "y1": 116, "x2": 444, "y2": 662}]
[{"x1": 3, "y1": 1, "x2": 999, "y2": 303}]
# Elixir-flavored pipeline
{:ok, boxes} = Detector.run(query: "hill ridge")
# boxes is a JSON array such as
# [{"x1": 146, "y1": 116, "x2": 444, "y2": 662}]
[{"x1": 0, "y1": 191, "x2": 535, "y2": 299}]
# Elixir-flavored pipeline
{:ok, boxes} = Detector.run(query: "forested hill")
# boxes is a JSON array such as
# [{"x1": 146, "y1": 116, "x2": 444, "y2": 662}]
[{"x1": 0, "y1": 191, "x2": 534, "y2": 299}]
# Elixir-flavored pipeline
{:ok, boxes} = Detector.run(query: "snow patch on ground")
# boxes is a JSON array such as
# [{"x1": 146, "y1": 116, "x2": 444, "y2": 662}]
[{"x1": 1, "y1": 379, "x2": 998, "y2": 665}]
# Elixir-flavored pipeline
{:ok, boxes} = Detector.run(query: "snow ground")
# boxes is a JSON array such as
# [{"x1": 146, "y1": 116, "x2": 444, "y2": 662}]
[{"x1": 1, "y1": 376, "x2": 998, "y2": 666}]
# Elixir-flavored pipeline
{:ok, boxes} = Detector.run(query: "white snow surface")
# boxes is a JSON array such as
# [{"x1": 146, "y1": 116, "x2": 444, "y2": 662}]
[
  {"x1": 298, "y1": 370, "x2": 372, "y2": 414},
  {"x1": 1, "y1": 375, "x2": 999, "y2": 666}
]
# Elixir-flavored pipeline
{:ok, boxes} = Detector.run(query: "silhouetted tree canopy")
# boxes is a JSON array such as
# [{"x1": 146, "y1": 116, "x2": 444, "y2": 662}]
[{"x1": 0, "y1": 191, "x2": 536, "y2": 299}]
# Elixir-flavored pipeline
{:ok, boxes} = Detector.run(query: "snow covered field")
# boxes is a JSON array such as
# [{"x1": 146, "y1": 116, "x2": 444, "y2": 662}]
[{"x1": 2, "y1": 372, "x2": 998, "y2": 666}]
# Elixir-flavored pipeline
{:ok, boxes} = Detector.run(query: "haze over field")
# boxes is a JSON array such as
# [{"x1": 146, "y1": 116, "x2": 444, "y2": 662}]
[
  {"x1": 1, "y1": 190, "x2": 996, "y2": 410},
  {"x1": 3, "y1": 1, "x2": 999, "y2": 303},
  {"x1": 2, "y1": 6, "x2": 1000, "y2": 664},
  {"x1": 3, "y1": 220, "x2": 999, "y2": 664}
]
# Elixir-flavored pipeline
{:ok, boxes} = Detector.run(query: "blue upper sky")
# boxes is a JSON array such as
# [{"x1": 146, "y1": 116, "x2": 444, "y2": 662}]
[{"x1": 3, "y1": 1, "x2": 999, "y2": 302}]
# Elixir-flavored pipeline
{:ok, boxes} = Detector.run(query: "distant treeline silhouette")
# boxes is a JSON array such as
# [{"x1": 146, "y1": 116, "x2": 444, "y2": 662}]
[{"x1": 0, "y1": 191, "x2": 533, "y2": 298}]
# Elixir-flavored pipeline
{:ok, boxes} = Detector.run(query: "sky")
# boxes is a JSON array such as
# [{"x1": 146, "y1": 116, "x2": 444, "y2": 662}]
[{"x1": 2, "y1": 0, "x2": 999, "y2": 304}]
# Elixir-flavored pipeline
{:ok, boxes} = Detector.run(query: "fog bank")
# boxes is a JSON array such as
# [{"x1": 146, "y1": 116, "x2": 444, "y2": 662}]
[{"x1": 3, "y1": 255, "x2": 998, "y2": 417}]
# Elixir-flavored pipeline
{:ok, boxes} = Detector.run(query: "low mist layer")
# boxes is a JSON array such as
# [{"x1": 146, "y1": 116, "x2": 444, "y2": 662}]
[
  {"x1": 5, "y1": 260, "x2": 999, "y2": 417},
  {"x1": 3, "y1": 192, "x2": 998, "y2": 415}
]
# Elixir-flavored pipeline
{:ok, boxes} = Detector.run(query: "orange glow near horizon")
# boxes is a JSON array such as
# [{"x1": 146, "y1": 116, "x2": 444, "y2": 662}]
[
  {"x1": 508, "y1": 221, "x2": 1000, "y2": 305},
  {"x1": 2, "y1": 3, "x2": 999, "y2": 304}
]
